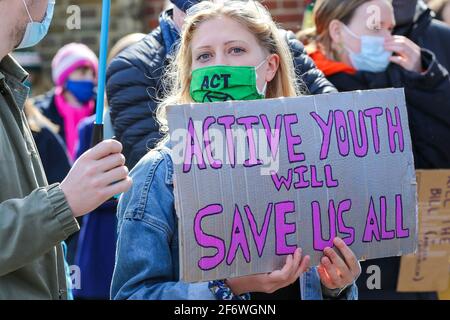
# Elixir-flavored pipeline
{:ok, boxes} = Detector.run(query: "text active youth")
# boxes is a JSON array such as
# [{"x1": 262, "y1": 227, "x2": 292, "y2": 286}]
[{"x1": 183, "y1": 106, "x2": 409, "y2": 271}]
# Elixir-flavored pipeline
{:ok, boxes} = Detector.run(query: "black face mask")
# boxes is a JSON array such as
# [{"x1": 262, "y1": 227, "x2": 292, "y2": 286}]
[{"x1": 392, "y1": 0, "x2": 418, "y2": 27}]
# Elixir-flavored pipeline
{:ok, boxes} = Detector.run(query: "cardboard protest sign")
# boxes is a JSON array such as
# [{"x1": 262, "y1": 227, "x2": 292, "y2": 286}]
[
  {"x1": 167, "y1": 88, "x2": 418, "y2": 282},
  {"x1": 398, "y1": 253, "x2": 449, "y2": 293},
  {"x1": 439, "y1": 276, "x2": 450, "y2": 300},
  {"x1": 398, "y1": 170, "x2": 450, "y2": 292}
]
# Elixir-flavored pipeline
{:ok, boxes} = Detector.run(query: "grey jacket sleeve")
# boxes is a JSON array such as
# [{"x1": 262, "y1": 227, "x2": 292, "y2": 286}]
[{"x1": 0, "y1": 184, "x2": 79, "y2": 276}]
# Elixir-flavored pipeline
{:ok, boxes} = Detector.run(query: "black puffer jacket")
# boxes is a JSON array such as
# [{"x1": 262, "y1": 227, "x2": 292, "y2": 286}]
[
  {"x1": 106, "y1": 10, "x2": 336, "y2": 169},
  {"x1": 395, "y1": 1, "x2": 450, "y2": 71}
]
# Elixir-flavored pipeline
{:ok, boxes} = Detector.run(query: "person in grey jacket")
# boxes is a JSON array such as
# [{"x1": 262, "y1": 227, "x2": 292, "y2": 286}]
[{"x1": 0, "y1": 0, "x2": 132, "y2": 299}]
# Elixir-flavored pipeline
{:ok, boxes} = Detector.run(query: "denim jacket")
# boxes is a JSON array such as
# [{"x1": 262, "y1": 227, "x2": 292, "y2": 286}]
[{"x1": 111, "y1": 147, "x2": 358, "y2": 300}]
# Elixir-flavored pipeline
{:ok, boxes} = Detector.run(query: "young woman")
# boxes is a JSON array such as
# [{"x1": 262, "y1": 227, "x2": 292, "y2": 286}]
[
  {"x1": 305, "y1": 0, "x2": 450, "y2": 169},
  {"x1": 111, "y1": 0, "x2": 360, "y2": 300},
  {"x1": 24, "y1": 99, "x2": 71, "y2": 185},
  {"x1": 304, "y1": 0, "x2": 450, "y2": 299},
  {"x1": 33, "y1": 43, "x2": 98, "y2": 161}
]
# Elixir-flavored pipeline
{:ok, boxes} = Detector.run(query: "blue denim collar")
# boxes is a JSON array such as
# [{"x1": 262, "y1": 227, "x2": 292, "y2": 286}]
[{"x1": 159, "y1": 146, "x2": 174, "y2": 185}]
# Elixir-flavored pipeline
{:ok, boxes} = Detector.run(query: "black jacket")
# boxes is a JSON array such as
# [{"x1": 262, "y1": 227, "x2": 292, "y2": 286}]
[
  {"x1": 33, "y1": 90, "x2": 66, "y2": 145},
  {"x1": 106, "y1": 10, "x2": 336, "y2": 169},
  {"x1": 395, "y1": 1, "x2": 450, "y2": 72},
  {"x1": 32, "y1": 126, "x2": 71, "y2": 185},
  {"x1": 327, "y1": 49, "x2": 450, "y2": 300}
]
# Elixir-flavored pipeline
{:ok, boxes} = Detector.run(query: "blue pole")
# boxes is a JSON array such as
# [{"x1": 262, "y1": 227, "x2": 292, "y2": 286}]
[{"x1": 92, "y1": 0, "x2": 111, "y2": 146}]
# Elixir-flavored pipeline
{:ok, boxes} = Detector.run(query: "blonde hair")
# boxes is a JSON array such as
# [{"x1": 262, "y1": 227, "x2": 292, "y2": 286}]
[
  {"x1": 108, "y1": 33, "x2": 146, "y2": 64},
  {"x1": 428, "y1": 0, "x2": 450, "y2": 20},
  {"x1": 25, "y1": 99, "x2": 59, "y2": 134},
  {"x1": 155, "y1": 0, "x2": 300, "y2": 148}
]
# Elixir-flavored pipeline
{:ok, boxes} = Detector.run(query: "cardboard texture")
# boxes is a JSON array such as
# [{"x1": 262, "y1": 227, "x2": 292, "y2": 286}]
[
  {"x1": 398, "y1": 170, "x2": 450, "y2": 293},
  {"x1": 167, "y1": 88, "x2": 418, "y2": 282}
]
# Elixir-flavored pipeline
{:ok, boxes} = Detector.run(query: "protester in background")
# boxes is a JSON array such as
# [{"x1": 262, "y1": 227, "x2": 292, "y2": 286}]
[
  {"x1": 106, "y1": 0, "x2": 336, "y2": 171},
  {"x1": 18, "y1": 45, "x2": 89, "y2": 294},
  {"x1": 32, "y1": 42, "x2": 99, "y2": 265},
  {"x1": 24, "y1": 99, "x2": 71, "y2": 185},
  {"x1": 392, "y1": 0, "x2": 450, "y2": 70},
  {"x1": 111, "y1": 0, "x2": 361, "y2": 301},
  {"x1": 304, "y1": 0, "x2": 450, "y2": 299},
  {"x1": 0, "y1": 0, "x2": 131, "y2": 299},
  {"x1": 428, "y1": 0, "x2": 450, "y2": 25},
  {"x1": 72, "y1": 33, "x2": 145, "y2": 300},
  {"x1": 14, "y1": 47, "x2": 71, "y2": 185},
  {"x1": 34, "y1": 43, "x2": 98, "y2": 161}
]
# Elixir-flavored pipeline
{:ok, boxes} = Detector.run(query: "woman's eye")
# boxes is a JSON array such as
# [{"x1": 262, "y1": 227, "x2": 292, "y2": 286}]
[
  {"x1": 197, "y1": 53, "x2": 211, "y2": 61},
  {"x1": 230, "y1": 47, "x2": 246, "y2": 54}
]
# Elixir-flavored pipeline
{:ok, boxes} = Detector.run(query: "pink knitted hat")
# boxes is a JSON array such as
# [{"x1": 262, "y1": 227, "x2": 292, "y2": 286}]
[{"x1": 51, "y1": 43, "x2": 99, "y2": 86}]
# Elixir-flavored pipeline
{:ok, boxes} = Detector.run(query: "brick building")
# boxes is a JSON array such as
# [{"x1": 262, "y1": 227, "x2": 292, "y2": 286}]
[{"x1": 28, "y1": 0, "x2": 309, "y2": 92}]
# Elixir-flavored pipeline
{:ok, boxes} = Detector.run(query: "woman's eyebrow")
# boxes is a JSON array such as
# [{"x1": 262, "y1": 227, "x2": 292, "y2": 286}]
[
  {"x1": 224, "y1": 40, "x2": 248, "y2": 46},
  {"x1": 194, "y1": 45, "x2": 213, "y2": 51},
  {"x1": 194, "y1": 40, "x2": 248, "y2": 50}
]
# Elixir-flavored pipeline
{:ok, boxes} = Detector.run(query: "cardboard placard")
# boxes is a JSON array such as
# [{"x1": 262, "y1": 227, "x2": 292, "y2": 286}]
[
  {"x1": 398, "y1": 170, "x2": 450, "y2": 293},
  {"x1": 167, "y1": 88, "x2": 418, "y2": 282}
]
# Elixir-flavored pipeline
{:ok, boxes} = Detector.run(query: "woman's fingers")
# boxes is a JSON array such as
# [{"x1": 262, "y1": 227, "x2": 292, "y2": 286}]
[
  {"x1": 321, "y1": 256, "x2": 342, "y2": 288},
  {"x1": 323, "y1": 246, "x2": 353, "y2": 284},
  {"x1": 229, "y1": 244, "x2": 353, "y2": 295},
  {"x1": 261, "y1": 243, "x2": 358, "y2": 293},
  {"x1": 288, "y1": 248, "x2": 308, "y2": 282},
  {"x1": 323, "y1": 246, "x2": 347, "y2": 272},
  {"x1": 319, "y1": 239, "x2": 361, "y2": 289},
  {"x1": 385, "y1": 36, "x2": 418, "y2": 53},
  {"x1": 290, "y1": 248, "x2": 302, "y2": 278},
  {"x1": 384, "y1": 43, "x2": 408, "y2": 56},
  {"x1": 317, "y1": 264, "x2": 334, "y2": 289},
  {"x1": 266, "y1": 248, "x2": 307, "y2": 292},
  {"x1": 293, "y1": 254, "x2": 310, "y2": 280},
  {"x1": 269, "y1": 253, "x2": 293, "y2": 281},
  {"x1": 385, "y1": 36, "x2": 421, "y2": 72},
  {"x1": 264, "y1": 253, "x2": 294, "y2": 293},
  {"x1": 333, "y1": 238, "x2": 361, "y2": 278},
  {"x1": 390, "y1": 55, "x2": 411, "y2": 70},
  {"x1": 384, "y1": 38, "x2": 416, "y2": 60}
]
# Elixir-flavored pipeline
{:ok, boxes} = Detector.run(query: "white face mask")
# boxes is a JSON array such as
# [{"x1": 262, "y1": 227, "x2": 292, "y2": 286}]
[{"x1": 17, "y1": 0, "x2": 55, "y2": 49}]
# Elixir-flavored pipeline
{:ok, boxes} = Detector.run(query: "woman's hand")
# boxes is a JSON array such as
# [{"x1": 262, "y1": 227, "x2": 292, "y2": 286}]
[
  {"x1": 226, "y1": 248, "x2": 310, "y2": 295},
  {"x1": 318, "y1": 237, "x2": 361, "y2": 290},
  {"x1": 385, "y1": 35, "x2": 422, "y2": 73}
]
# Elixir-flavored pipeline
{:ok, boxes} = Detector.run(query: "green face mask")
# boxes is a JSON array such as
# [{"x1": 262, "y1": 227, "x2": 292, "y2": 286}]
[{"x1": 189, "y1": 60, "x2": 267, "y2": 103}]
